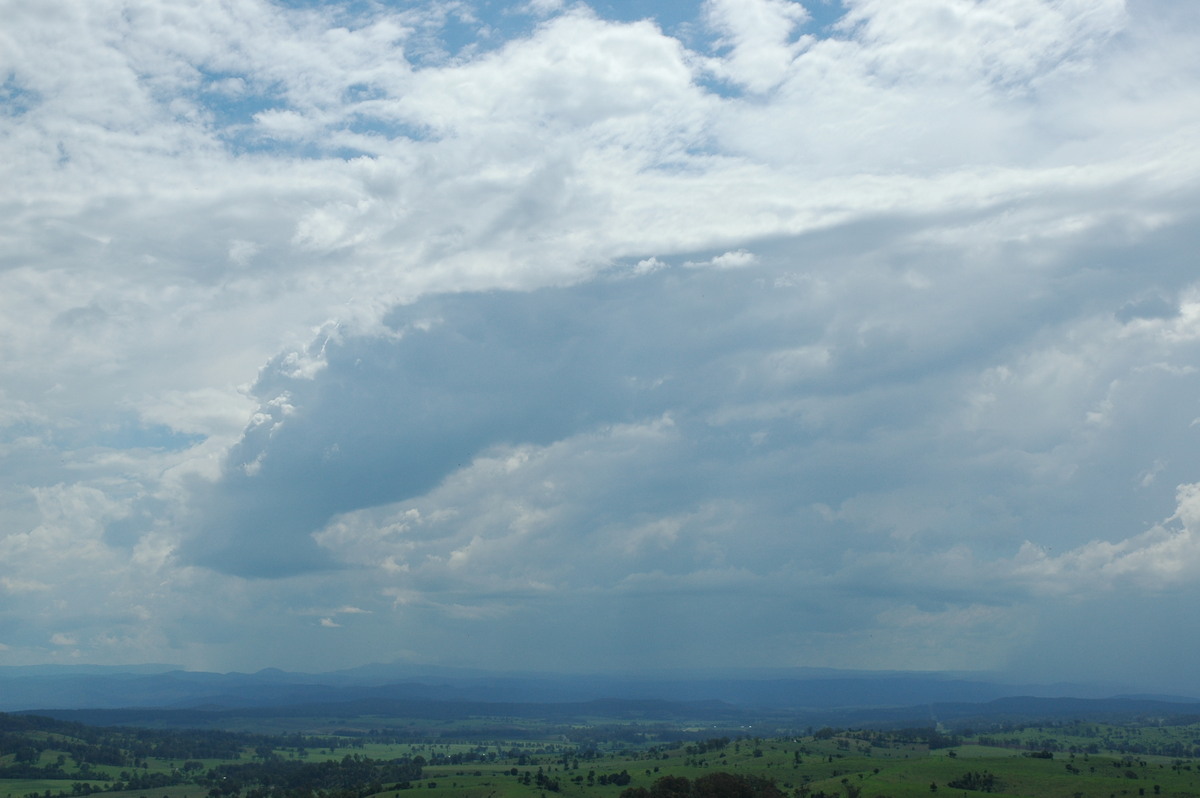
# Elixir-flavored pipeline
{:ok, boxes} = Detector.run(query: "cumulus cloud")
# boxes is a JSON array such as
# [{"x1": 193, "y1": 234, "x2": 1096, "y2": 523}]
[
  {"x1": 1009, "y1": 482, "x2": 1200, "y2": 594},
  {"x1": 704, "y1": 0, "x2": 812, "y2": 92},
  {"x1": 1, "y1": 0, "x2": 1200, "y2": 685},
  {"x1": 684, "y1": 249, "x2": 759, "y2": 269}
]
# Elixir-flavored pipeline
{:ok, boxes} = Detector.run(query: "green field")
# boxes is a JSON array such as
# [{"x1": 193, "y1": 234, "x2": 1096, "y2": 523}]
[{"x1": 3, "y1": 713, "x2": 1200, "y2": 798}]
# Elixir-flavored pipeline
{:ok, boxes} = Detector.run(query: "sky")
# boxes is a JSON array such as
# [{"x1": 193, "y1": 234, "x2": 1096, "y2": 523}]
[{"x1": 2, "y1": 0, "x2": 1200, "y2": 692}]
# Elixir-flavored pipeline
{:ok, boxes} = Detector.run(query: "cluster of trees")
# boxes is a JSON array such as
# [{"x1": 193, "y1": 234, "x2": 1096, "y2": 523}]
[
  {"x1": 203, "y1": 754, "x2": 423, "y2": 798},
  {"x1": 0, "y1": 712, "x2": 434, "y2": 775},
  {"x1": 596, "y1": 770, "x2": 632, "y2": 786},
  {"x1": 976, "y1": 721, "x2": 1200, "y2": 758},
  {"x1": 420, "y1": 749, "x2": 492, "y2": 766},
  {"x1": 810, "y1": 727, "x2": 961, "y2": 751},
  {"x1": 0, "y1": 712, "x2": 264, "y2": 765},
  {"x1": 946, "y1": 771, "x2": 1000, "y2": 792},
  {"x1": 0, "y1": 718, "x2": 126, "y2": 771},
  {"x1": 686, "y1": 739, "x2": 732, "y2": 756},
  {"x1": 67, "y1": 770, "x2": 184, "y2": 795},
  {"x1": 620, "y1": 773, "x2": 783, "y2": 798},
  {"x1": 509, "y1": 765, "x2": 567, "y2": 792},
  {"x1": 0, "y1": 711, "x2": 431, "y2": 798}
]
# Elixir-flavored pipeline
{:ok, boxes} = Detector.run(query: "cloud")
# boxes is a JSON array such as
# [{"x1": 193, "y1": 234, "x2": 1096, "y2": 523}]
[
  {"x1": 836, "y1": 0, "x2": 1126, "y2": 88},
  {"x1": 1008, "y1": 482, "x2": 1200, "y2": 595},
  {"x1": 1, "y1": 0, "x2": 1199, "y2": 685},
  {"x1": 683, "y1": 249, "x2": 759, "y2": 269},
  {"x1": 703, "y1": 0, "x2": 811, "y2": 92},
  {"x1": 181, "y1": 196, "x2": 1200, "y2": 670}
]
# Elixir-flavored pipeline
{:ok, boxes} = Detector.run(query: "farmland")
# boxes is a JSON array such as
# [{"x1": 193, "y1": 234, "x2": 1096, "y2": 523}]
[{"x1": 4, "y1": 708, "x2": 1200, "y2": 798}]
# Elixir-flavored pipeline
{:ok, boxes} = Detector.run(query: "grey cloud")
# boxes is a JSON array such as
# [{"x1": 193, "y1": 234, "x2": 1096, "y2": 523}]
[
  {"x1": 19, "y1": 183, "x2": 1200, "y2": 680},
  {"x1": 184, "y1": 265, "x2": 811, "y2": 576},
  {"x1": 185, "y1": 205, "x2": 1200, "y2": 584},
  {"x1": 1115, "y1": 294, "x2": 1176, "y2": 323}
]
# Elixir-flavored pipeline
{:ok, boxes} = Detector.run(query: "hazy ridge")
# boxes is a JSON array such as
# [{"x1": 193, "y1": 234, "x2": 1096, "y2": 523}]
[{"x1": 4, "y1": 663, "x2": 1197, "y2": 731}]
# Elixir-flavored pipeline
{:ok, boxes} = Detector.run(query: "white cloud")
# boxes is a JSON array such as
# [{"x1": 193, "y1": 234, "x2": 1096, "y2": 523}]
[
  {"x1": 521, "y1": 0, "x2": 565, "y2": 16},
  {"x1": 704, "y1": 0, "x2": 811, "y2": 92},
  {"x1": 0, "y1": 577, "x2": 50, "y2": 595},
  {"x1": 1009, "y1": 482, "x2": 1200, "y2": 594},
  {"x1": 837, "y1": 0, "x2": 1126, "y2": 88},
  {"x1": 684, "y1": 249, "x2": 759, "y2": 269}
]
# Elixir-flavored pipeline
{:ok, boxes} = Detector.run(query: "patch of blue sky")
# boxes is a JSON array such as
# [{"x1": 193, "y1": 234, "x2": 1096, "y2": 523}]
[
  {"x1": 404, "y1": 24, "x2": 482, "y2": 65},
  {"x1": 693, "y1": 73, "x2": 741, "y2": 99},
  {"x1": 92, "y1": 419, "x2": 206, "y2": 453},
  {"x1": 215, "y1": 115, "x2": 429, "y2": 157},
  {"x1": 581, "y1": 0, "x2": 844, "y2": 45},
  {"x1": 0, "y1": 75, "x2": 40, "y2": 117},
  {"x1": 345, "y1": 113, "x2": 438, "y2": 142},
  {"x1": 195, "y1": 69, "x2": 285, "y2": 128},
  {"x1": 323, "y1": 145, "x2": 380, "y2": 160},
  {"x1": 802, "y1": 0, "x2": 847, "y2": 34},
  {"x1": 220, "y1": 131, "x2": 375, "y2": 161},
  {"x1": 577, "y1": 0, "x2": 699, "y2": 31},
  {"x1": 343, "y1": 82, "x2": 387, "y2": 103},
  {"x1": 389, "y1": 2, "x2": 535, "y2": 65}
]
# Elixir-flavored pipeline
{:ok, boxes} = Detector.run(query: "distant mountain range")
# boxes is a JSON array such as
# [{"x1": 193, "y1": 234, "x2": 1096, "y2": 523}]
[{"x1": 2, "y1": 662, "x2": 1196, "y2": 730}]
